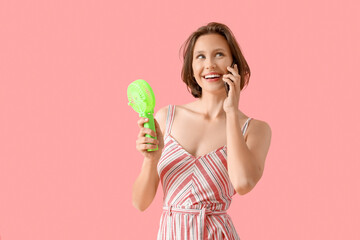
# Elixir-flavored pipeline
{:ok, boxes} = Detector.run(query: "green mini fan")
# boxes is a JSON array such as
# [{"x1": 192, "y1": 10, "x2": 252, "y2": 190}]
[{"x1": 127, "y1": 79, "x2": 158, "y2": 151}]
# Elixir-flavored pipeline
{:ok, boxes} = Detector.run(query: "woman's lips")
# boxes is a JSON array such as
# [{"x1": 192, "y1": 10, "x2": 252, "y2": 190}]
[{"x1": 203, "y1": 76, "x2": 222, "y2": 82}]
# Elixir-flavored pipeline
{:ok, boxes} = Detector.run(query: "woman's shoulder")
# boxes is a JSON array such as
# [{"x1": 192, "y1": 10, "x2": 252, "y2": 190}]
[
  {"x1": 154, "y1": 105, "x2": 170, "y2": 135},
  {"x1": 174, "y1": 103, "x2": 193, "y2": 112},
  {"x1": 154, "y1": 104, "x2": 190, "y2": 119},
  {"x1": 224, "y1": 110, "x2": 271, "y2": 138},
  {"x1": 246, "y1": 116, "x2": 272, "y2": 142},
  {"x1": 154, "y1": 104, "x2": 193, "y2": 135}
]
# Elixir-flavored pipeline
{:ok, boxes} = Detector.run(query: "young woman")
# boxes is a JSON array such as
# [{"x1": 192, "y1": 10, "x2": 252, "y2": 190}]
[{"x1": 132, "y1": 22, "x2": 272, "y2": 240}]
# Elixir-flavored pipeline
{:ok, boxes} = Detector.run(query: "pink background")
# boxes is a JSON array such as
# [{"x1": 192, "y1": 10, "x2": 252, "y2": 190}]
[{"x1": 1, "y1": 0, "x2": 359, "y2": 239}]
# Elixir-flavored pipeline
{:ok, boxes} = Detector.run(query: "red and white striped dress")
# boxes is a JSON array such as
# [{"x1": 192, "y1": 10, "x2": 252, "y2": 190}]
[{"x1": 157, "y1": 105, "x2": 252, "y2": 240}]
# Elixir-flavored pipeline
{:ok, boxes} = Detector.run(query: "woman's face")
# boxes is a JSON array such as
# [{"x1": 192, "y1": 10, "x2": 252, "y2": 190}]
[{"x1": 192, "y1": 33, "x2": 233, "y2": 94}]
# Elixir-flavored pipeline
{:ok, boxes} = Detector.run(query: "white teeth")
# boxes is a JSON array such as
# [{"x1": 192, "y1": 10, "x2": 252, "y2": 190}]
[{"x1": 205, "y1": 74, "x2": 221, "y2": 79}]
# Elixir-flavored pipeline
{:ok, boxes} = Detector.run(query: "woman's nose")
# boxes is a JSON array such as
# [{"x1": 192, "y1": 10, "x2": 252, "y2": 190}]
[{"x1": 205, "y1": 59, "x2": 216, "y2": 69}]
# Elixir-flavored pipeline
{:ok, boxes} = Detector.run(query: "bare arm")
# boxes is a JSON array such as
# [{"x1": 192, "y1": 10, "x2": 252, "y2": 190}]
[
  {"x1": 132, "y1": 156, "x2": 160, "y2": 211},
  {"x1": 132, "y1": 107, "x2": 167, "y2": 211},
  {"x1": 226, "y1": 111, "x2": 272, "y2": 195}
]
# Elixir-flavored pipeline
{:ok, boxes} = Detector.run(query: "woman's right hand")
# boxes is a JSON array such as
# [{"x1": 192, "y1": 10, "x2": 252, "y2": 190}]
[{"x1": 136, "y1": 117, "x2": 164, "y2": 161}]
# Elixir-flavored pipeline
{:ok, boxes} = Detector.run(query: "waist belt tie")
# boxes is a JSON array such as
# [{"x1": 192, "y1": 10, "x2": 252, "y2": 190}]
[{"x1": 163, "y1": 206, "x2": 227, "y2": 240}]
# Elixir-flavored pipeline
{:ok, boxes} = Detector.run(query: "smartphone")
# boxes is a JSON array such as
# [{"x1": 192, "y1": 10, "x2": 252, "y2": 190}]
[{"x1": 224, "y1": 61, "x2": 235, "y2": 96}]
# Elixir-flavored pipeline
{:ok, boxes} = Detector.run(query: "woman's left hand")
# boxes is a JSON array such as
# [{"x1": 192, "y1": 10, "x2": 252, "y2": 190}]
[{"x1": 223, "y1": 64, "x2": 243, "y2": 113}]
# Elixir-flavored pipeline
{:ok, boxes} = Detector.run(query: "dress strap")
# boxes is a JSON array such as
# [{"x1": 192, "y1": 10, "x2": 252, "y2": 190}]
[
  {"x1": 165, "y1": 105, "x2": 176, "y2": 136},
  {"x1": 241, "y1": 117, "x2": 252, "y2": 135}
]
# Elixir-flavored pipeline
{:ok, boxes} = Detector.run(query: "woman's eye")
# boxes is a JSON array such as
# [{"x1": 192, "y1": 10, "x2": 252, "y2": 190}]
[{"x1": 196, "y1": 52, "x2": 223, "y2": 59}]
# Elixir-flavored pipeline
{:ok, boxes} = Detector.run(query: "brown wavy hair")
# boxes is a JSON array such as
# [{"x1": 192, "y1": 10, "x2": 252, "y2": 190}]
[{"x1": 180, "y1": 22, "x2": 251, "y2": 98}]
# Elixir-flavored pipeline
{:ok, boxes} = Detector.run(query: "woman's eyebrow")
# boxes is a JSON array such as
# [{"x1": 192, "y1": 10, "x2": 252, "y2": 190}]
[{"x1": 194, "y1": 48, "x2": 226, "y2": 54}]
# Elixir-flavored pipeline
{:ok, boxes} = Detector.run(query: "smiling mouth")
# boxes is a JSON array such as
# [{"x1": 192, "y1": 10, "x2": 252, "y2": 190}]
[
  {"x1": 205, "y1": 74, "x2": 221, "y2": 78},
  {"x1": 202, "y1": 75, "x2": 222, "y2": 82}
]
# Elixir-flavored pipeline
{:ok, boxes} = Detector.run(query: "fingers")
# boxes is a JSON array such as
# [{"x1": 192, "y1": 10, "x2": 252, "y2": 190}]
[
  {"x1": 138, "y1": 127, "x2": 157, "y2": 138},
  {"x1": 136, "y1": 126, "x2": 160, "y2": 151},
  {"x1": 137, "y1": 118, "x2": 157, "y2": 137},
  {"x1": 135, "y1": 117, "x2": 163, "y2": 154},
  {"x1": 222, "y1": 76, "x2": 235, "y2": 88},
  {"x1": 227, "y1": 63, "x2": 239, "y2": 74},
  {"x1": 136, "y1": 136, "x2": 159, "y2": 145},
  {"x1": 136, "y1": 136, "x2": 160, "y2": 152},
  {"x1": 227, "y1": 64, "x2": 237, "y2": 75},
  {"x1": 226, "y1": 64, "x2": 241, "y2": 80},
  {"x1": 136, "y1": 142, "x2": 159, "y2": 152},
  {"x1": 138, "y1": 143, "x2": 159, "y2": 151},
  {"x1": 137, "y1": 117, "x2": 148, "y2": 128},
  {"x1": 223, "y1": 63, "x2": 241, "y2": 94}
]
